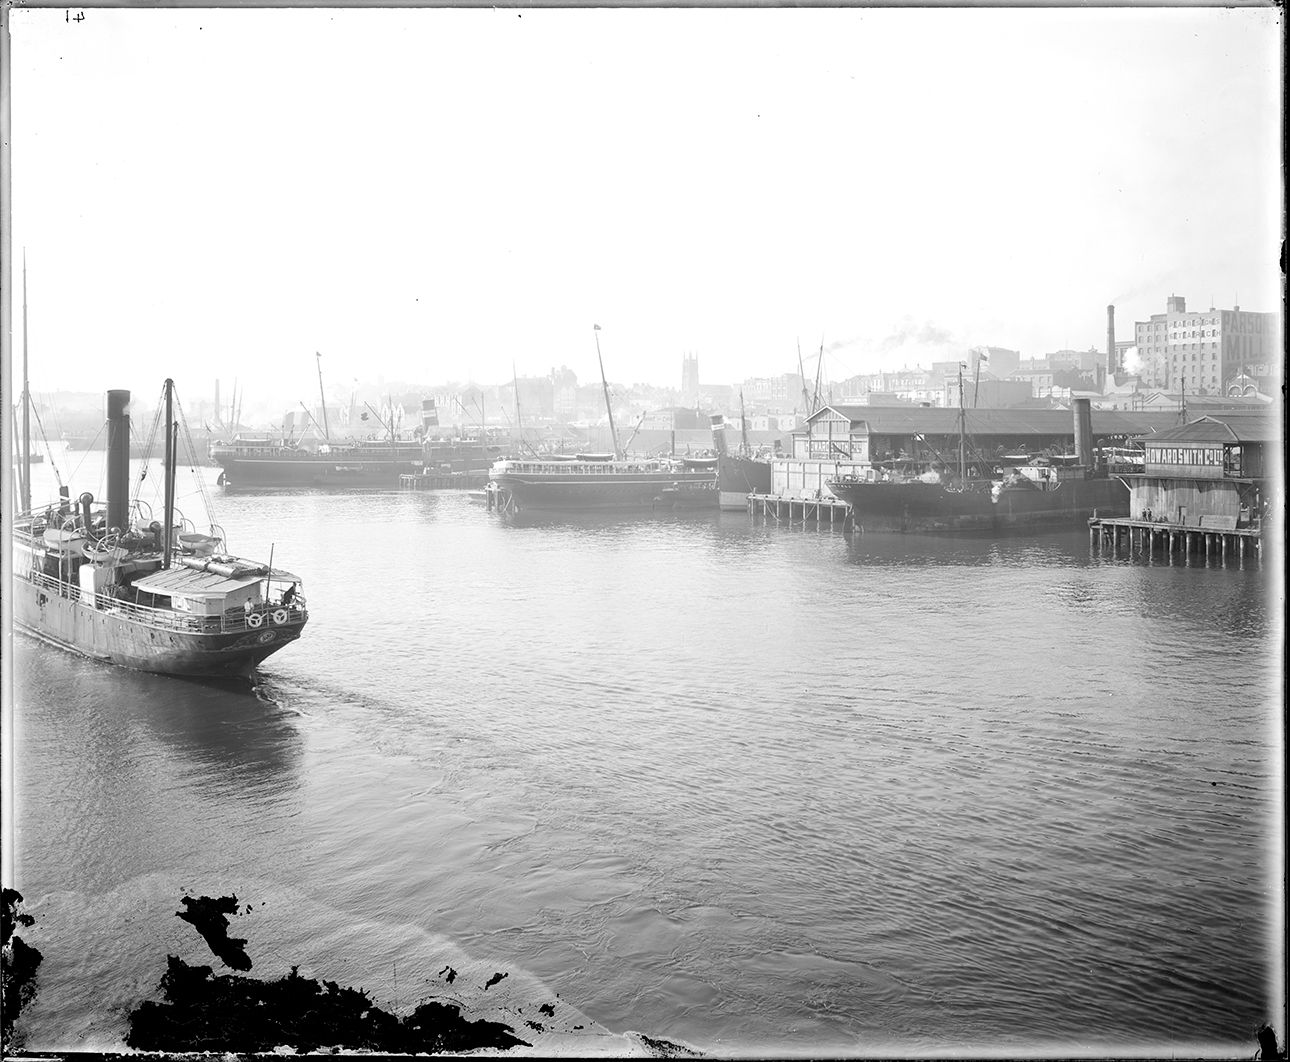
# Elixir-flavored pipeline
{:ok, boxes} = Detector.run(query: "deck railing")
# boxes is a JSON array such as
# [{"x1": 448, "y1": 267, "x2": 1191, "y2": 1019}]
[
  {"x1": 495, "y1": 460, "x2": 700, "y2": 475},
  {"x1": 20, "y1": 568, "x2": 307, "y2": 635}
]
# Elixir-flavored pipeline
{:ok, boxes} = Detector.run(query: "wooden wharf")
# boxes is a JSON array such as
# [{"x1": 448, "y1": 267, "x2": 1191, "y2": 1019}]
[
  {"x1": 1089, "y1": 515, "x2": 1262, "y2": 568},
  {"x1": 748, "y1": 493, "x2": 852, "y2": 530}
]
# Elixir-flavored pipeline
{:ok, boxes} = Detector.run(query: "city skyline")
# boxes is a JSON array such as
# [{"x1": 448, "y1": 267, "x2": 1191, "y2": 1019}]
[{"x1": 5, "y1": 7, "x2": 1282, "y2": 403}]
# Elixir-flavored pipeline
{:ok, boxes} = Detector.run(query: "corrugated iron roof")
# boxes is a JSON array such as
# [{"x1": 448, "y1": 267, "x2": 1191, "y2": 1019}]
[
  {"x1": 809, "y1": 405, "x2": 1184, "y2": 437},
  {"x1": 1136, "y1": 414, "x2": 1279, "y2": 444}
]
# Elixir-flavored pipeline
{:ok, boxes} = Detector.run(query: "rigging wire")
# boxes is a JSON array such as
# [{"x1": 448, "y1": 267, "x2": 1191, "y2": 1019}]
[
  {"x1": 66, "y1": 421, "x2": 104, "y2": 489},
  {"x1": 131, "y1": 393, "x2": 167, "y2": 514},
  {"x1": 174, "y1": 389, "x2": 221, "y2": 540},
  {"x1": 27, "y1": 397, "x2": 66, "y2": 492}
]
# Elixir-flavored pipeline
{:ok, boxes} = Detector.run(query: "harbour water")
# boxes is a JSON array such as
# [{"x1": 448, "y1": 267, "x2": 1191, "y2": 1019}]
[{"x1": 7, "y1": 451, "x2": 1283, "y2": 1056}]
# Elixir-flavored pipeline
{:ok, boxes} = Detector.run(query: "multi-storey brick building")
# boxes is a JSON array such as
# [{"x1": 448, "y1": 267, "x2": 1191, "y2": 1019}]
[
  {"x1": 741, "y1": 372, "x2": 809, "y2": 410},
  {"x1": 1133, "y1": 296, "x2": 1279, "y2": 395}
]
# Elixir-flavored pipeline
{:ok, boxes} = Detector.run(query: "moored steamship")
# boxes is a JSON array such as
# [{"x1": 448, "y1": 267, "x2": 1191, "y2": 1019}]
[
  {"x1": 828, "y1": 396, "x2": 1130, "y2": 533},
  {"x1": 211, "y1": 400, "x2": 498, "y2": 488},
  {"x1": 12, "y1": 383, "x2": 308, "y2": 678}
]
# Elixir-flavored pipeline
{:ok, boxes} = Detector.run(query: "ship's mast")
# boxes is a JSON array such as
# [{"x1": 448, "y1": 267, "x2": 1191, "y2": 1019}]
[
  {"x1": 512, "y1": 363, "x2": 524, "y2": 453},
  {"x1": 957, "y1": 362, "x2": 967, "y2": 484},
  {"x1": 21, "y1": 251, "x2": 31, "y2": 512},
  {"x1": 739, "y1": 388, "x2": 750, "y2": 454},
  {"x1": 163, "y1": 378, "x2": 176, "y2": 569},
  {"x1": 797, "y1": 340, "x2": 811, "y2": 414},
  {"x1": 594, "y1": 325, "x2": 620, "y2": 458},
  {"x1": 813, "y1": 337, "x2": 824, "y2": 413},
  {"x1": 316, "y1": 352, "x2": 331, "y2": 443}
]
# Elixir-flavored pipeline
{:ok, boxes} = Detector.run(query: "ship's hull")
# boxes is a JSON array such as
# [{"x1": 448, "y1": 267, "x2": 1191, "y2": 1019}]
[
  {"x1": 13, "y1": 577, "x2": 306, "y2": 678},
  {"x1": 214, "y1": 455, "x2": 422, "y2": 488},
  {"x1": 717, "y1": 455, "x2": 772, "y2": 510},
  {"x1": 492, "y1": 469, "x2": 717, "y2": 511},
  {"x1": 215, "y1": 448, "x2": 494, "y2": 489},
  {"x1": 829, "y1": 476, "x2": 1128, "y2": 533}
]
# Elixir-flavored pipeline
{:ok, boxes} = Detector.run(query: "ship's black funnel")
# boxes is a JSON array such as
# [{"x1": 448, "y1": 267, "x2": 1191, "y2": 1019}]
[
  {"x1": 710, "y1": 414, "x2": 729, "y2": 456},
  {"x1": 106, "y1": 390, "x2": 130, "y2": 532},
  {"x1": 1073, "y1": 397, "x2": 1094, "y2": 468}
]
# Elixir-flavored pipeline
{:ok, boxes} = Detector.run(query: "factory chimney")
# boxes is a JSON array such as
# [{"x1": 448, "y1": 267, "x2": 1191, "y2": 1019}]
[{"x1": 1105, "y1": 305, "x2": 1117, "y2": 377}]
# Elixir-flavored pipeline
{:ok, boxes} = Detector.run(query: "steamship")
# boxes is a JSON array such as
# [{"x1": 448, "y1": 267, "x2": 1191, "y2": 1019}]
[
  {"x1": 488, "y1": 454, "x2": 717, "y2": 513},
  {"x1": 710, "y1": 414, "x2": 772, "y2": 509},
  {"x1": 12, "y1": 383, "x2": 309, "y2": 678},
  {"x1": 828, "y1": 397, "x2": 1130, "y2": 533},
  {"x1": 212, "y1": 400, "x2": 498, "y2": 489}
]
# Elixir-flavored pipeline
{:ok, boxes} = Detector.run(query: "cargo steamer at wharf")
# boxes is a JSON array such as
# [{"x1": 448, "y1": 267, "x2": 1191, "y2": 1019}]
[
  {"x1": 828, "y1": 396, "x2": 1131, "y2": 534},
  {"x1": 12, "y1": 382, "x2": 308, "y2": 678},
  {"x1": 711, "y1": 406, "x2": 772, "y2": 510},
  {"x1": 213, "y1": 399, "x2": 498, "y2": 489}
]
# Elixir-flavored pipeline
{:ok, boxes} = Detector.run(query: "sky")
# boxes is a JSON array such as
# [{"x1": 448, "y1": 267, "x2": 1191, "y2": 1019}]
[{"x1": 4, "y1": 6, "x2": 1284, "y2": 408}]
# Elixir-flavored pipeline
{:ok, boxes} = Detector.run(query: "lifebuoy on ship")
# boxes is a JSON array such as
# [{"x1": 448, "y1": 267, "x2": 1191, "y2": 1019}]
[
  {"x1": 271, "y1": 608, "x2": 288, "y2": 625},
  {"x1": 247, "y1": 612, "x2": 264, "y2": 628}
]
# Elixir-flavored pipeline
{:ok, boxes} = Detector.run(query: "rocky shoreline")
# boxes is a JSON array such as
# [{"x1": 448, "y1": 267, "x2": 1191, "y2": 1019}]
[{"x1": 5, "y1": 889, "x2": 701, "y2": 1057}]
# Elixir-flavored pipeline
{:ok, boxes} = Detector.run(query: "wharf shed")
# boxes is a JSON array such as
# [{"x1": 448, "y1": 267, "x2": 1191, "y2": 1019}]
[
  {"x1": 795, "y1": 405, "x2": 1187, "y2": 462},
  {"x1": 1121, "y1": 412, "x2": 1278, "y2": 527},
  {"x1": 775, "y1": 405, "x2": 1184, "y2": 498}
]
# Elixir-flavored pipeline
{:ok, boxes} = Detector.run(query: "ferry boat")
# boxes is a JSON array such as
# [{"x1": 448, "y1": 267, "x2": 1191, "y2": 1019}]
[
  {"x1": 828, "y1": 395, "x2": 1130, "y2": 533},
  {"x1": 488, "y1": 454, "x2": 717, "y2": 513},
  {"x1": 12, "y1": 382, "x2": 308, "y2": 678},
  {"x1": 488, "y1": 328, "x2": 720, "y2": 513}
]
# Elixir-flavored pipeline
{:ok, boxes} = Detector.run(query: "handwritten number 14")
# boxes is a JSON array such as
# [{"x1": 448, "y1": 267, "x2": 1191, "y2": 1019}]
[{"x1": 66, "y1": 9, "x2": 85, "y2": 21}]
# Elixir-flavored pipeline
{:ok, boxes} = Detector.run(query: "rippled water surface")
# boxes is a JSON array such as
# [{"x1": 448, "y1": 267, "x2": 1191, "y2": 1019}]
[{"x1": 8, "y1": 456, "x2": 1284, "y2": 1056}]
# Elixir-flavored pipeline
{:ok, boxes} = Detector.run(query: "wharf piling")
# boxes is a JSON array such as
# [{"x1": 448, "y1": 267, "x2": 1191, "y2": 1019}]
[
  {"x1": 1089, "y1": 515, "x2": 1261, "y2": 568},
  {"x1": 748, "y1": 493, "x2": 852, "y2": 531}
]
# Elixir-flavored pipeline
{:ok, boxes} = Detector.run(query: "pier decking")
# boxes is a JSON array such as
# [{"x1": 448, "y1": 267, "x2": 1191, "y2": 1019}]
[
  {"x1": 748, "y1": 493, "x2": 852, "y2": 530},
  {"x1": 1089, "y1": 516, "x2": 1262, "y2": 568}
]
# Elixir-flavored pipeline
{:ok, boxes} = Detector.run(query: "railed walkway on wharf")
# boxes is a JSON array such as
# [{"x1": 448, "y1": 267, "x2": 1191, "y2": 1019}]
[
  {"x1": 1089, "y1": 515, "x2": 1262, "y2": 568},
  {"x1": 748, "y1": 493, "x2": 852, "y2": 530}
]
